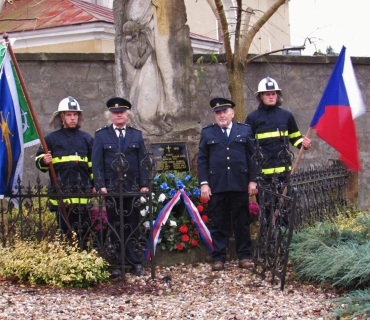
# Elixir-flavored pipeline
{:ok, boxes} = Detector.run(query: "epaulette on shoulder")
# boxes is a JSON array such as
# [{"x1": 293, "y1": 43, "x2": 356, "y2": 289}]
[
  {"x1": 96, "y1": 125, "x2": 108, "y2": 132},
  {"x1": 237, "y1": 122, "x2": 250, "y2": 126},
  {"x1": 128, "y1": 125, "x2": 141, "y2": 132},
  {"x1": 202, "y1": 123, "x2": 215, "y2": 130}
]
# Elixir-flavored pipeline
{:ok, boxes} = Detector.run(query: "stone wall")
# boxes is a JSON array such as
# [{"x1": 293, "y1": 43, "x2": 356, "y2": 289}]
[{"x1": 15, "y1": 53, "x2": 370, "y2": 210}]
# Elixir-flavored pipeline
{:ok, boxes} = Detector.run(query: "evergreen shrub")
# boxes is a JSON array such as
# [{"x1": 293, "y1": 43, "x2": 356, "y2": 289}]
[
  {"x1": 290, "y1": 212, "x2": 370, "y2": 288},
  {"x1": 290, "y1": 211, "x2": 370, "y2": 319}
]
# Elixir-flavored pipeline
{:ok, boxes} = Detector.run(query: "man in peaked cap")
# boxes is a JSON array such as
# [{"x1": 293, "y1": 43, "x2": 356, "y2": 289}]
[
  {"x1": 35, "y1": 96, "x2": 93, "y2": 246},
  {"x1": 197, "y1": 97, "x2": 258, "y2": 271},
  {"x1": 92, "y1": 97, "x2": 149, "y2": 277}
]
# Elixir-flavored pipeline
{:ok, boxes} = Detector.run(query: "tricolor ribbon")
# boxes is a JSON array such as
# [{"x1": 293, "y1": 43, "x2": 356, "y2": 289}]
[
  {"x1": 144, "y1": 188, "x2": 214, "y2": 260},
  {"x1": 180, "y1": 189, "x2": 214, "y2": 253},
  {"x1": 144, "y1": 190, "x2": 181, "y2": 260}
]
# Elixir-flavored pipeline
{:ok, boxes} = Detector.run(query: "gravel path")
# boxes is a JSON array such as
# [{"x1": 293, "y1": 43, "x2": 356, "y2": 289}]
[{"x1": 0, "y1": 261, "x2": 342, "y2": 319}]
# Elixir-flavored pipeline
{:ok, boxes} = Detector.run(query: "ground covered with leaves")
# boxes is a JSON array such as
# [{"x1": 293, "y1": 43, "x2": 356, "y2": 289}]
[{"x1": 0, "y1": 261, "x2": 345, "y2": 320}]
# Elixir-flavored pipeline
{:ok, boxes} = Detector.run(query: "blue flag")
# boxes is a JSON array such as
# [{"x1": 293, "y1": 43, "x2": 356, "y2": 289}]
[{"x1": 0, "y1": 44, "x2": 39, "y2": 197}]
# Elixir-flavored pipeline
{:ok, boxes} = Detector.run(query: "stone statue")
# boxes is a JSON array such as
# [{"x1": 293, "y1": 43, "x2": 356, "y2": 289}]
[
  {"x1": 115, "y1": 0, "x2": 200, "y2": 139},
  {"x1": 123, "y1": 19, "x2": 172, "y2": 135}
]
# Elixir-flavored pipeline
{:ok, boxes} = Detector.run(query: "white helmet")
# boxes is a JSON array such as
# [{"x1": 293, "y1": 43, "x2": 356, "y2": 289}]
[
  {"x1": 254, "y1": 77, "x2": 282, "y2": 96},
  {"x1": 254, "y1": 77, "x2": 283, "y2": 105},
  {"x1": 49, "y1": 96, "x2": 84, "y2": 128}
]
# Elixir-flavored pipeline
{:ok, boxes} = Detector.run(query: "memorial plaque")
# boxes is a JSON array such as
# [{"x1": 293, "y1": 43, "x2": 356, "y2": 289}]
[{"x1": 151, "y1": 143, "x2": 190, "y2": 173}]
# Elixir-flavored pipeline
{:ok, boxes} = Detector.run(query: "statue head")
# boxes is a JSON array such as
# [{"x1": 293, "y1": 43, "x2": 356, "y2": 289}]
[{"x1": 123, "y1": 21, "x2": 142, "y2": 41}]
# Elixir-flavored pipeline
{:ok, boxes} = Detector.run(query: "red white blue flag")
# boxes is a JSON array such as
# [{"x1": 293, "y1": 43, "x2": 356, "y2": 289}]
[{"x1": 310, "y1": 46, "x2": 365, "y2": 171}]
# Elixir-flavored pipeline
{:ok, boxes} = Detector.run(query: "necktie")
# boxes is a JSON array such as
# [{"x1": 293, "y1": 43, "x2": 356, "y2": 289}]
[
  {"x1": 116, "y1": 128, "x2": 125, "y2": 150},
  {"x1": 223, "y1": 128, "x2": 229, "y2": 144}
]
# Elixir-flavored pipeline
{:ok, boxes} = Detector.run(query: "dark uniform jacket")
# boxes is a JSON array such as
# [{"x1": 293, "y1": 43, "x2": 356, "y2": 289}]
[
  {"x1": 92, "y1": 124, "x2": 148, "y2": 191},
  {"x1": 197, "y1": 121, "x2": 257, "y2": 194},
  {"x1": 245, "y1": 104, "x2": 303, "y2": 175},
  {"x1": 35, "y1": 127, "x2": 93, "y2": 205}
]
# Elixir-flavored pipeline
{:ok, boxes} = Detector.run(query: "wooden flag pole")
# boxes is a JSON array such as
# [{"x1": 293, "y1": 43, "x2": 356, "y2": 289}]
[
  {"x1": 3, "y1": 32, "x2": 71, "y2": 230},
  {"x1": 291, "y1": 128, "x2": 312, "y2": 175},
  {"x1": 273, "y1": 128, "x2": 312, "y2": 221}
]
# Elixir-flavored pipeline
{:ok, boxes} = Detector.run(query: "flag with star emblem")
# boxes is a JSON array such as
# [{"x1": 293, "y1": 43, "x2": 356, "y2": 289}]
[{"x1": 0, "y1": 43, "x2": 39, "y2": 197}]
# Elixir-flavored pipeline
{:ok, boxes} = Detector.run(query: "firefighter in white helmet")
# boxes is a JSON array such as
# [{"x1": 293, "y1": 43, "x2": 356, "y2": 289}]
[
  {"x1": 35, "y1": 97, "x2": 93, "y2": 244},
  {"x1": 245, "y1": 77, "x2": 311, "y2": 178}
]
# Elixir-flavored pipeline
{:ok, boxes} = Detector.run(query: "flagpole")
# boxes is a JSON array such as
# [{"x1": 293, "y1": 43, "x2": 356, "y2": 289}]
[
  {"x1": 292, "y1": 128, "x2": 312, "y2": 175},
  {"x1": 3, "y1": 32, "x2": 71, "y2": 230},
  {"x1": 273, "y1": 128, "x2": 312, "y2": 222}
]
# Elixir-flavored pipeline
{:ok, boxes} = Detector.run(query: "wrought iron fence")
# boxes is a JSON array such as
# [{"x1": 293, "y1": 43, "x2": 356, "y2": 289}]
[
  {"x1": 0, "y1": 145, "x2": 156, "y2": 281},
  {"x1": 0, "y1": 137, "x2": 349, "y2": 287},
  {"x1": 252, "y1": 138, "x2": 348, "y2": 290}
]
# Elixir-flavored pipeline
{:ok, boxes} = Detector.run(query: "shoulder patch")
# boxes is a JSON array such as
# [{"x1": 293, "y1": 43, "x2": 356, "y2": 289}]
[
  {"x1": 202, "y1": 123, "x2": 215, "y2": 130},
  {"x1": 237, "y1": 122, "x2": 250, "y2": 126},
  {"x1": 96, "y1": 125, "x2": 108, "y2": 132}
]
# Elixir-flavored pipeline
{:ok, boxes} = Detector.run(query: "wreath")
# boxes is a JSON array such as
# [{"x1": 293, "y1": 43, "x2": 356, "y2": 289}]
[
  {"x1": 141, "y1": 172, "x2": 260, "y2": 253},
  {"x1": 140, "y1": 172, "x2": 209, "y2": 252}
]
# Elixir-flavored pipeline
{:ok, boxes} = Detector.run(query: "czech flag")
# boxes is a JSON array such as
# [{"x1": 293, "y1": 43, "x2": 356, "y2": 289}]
[{"x1": 310, "y1": 46, "x2": 365, "y2": 172}]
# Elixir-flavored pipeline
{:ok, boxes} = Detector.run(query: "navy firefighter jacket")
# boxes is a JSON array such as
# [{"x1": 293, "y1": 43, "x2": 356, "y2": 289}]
[
  {"x1": 245, "y1": 104, "x2": 303, "y2": 176},
  {"x1": 35, "y1": 127, "x2": 93, "y2": 205}
]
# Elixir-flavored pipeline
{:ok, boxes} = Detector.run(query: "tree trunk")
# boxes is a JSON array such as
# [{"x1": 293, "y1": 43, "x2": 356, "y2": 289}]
[{"x1": 228, "y1": 63, "x2": 245, "y2": 123}]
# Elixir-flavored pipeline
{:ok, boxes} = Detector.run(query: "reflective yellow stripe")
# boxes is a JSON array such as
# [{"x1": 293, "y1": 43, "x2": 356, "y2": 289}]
[
  {"x1": 262, "y1": 166, "x2": 292, "y2": 174},
  {"x1": 35, "y1": 154, "x2": 49, "y2": 170},
  {"x1": 294, "y1": 138, "x2": 303, "y2": 147},
  {"x1": 90, "y1": 174, "x2": 93, "y2": 180},
  {"x1": 255, "y1": 130, "x2": 288, "y2": 140},
  {"x1": 52, "y1": 156, "x2": 88, "y2": 164},
  {"x1": 35, "y1": 154, "x2": 45, "y2": 161},
  {"x1": 49, "y1": 198, "x2": 90, "y2": 205},
  {"x1": 88, "y1": 162, "x2": 92, "y2": 168},
  {"x1": 289, "y1": 131, "x2": 301, "y2": 139}
]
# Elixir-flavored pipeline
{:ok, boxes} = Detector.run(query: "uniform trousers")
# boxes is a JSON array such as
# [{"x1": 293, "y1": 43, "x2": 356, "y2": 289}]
[
  {"x1": 106, "y1": 197, "x2": 141, "y2": 265},
  {"x1": 209, "y1": 191, "x2": 251, "y2": 262}
]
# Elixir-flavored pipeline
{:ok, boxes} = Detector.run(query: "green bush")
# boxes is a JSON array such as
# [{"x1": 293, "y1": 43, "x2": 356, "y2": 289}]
[
  {"x1": 290, "y1": 213, "x2": 370, "y2": 287},
  {"x1": 290, "y1": 211, "x2": 370, "y2": 319},
  {"x1": 331, "y1": 288, "x2": 370, "y2": 319},
  {"x1": 0, "y1": 236, "x2": 109, "y2": 287}
]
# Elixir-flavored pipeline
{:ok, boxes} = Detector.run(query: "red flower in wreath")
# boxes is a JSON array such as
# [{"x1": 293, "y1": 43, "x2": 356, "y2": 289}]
[
  {"x1": 190, "y1": 219, "x2": 195, "y2": 224},
  {"x1": 177, "y1": 243, "x2": 184, "y2": 250},
  {"x1": 201, "y1": 215, "x2": 208, "y2": 223},
  {"x1": 196, "y1": 205, "x2": 204, "y2": 213},
  {"x1": 200, "y1": 197, "x2": 208, "y2": 204},
  {"x1": 179, "y1": 225, "x2": 188, "y2": 233},
  {"x1": 182, "y1": 234, "x2": 190, "y2": 242},
  {"x1": 194, "y1": 230, "x2": 200, "y2": 235},
  {"x1": 190, "y1": 238, "x2": 198, "y2": 246}
]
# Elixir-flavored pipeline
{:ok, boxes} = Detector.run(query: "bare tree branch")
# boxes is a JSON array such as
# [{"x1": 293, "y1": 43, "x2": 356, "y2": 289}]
[
  {"x1": 246, "y1": 45, "x2": 306, "y2": 65},
  {"x1": 214, "y1": 0, "x2": 233, "y2": 65},
  {"x1": 239, "y1": 6, "x2": 253, "y2": 51},
  {"x1": 241, "y1": 0, "x2": 286, "y2": 62},
  {"x1": 234, "y1": 0, "x2": 242, "y2": 58}
]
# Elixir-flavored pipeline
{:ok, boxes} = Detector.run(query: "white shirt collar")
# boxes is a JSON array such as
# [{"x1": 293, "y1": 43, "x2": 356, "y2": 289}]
[
  {"x1": 113, "y1": 124, "x2": 126, "y2": 137},
  {"x1": 221, "y1": 123, "x2": 232, "y2": 131}
]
